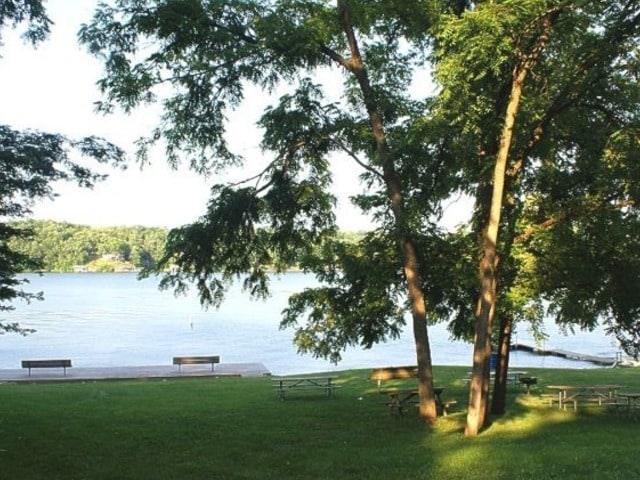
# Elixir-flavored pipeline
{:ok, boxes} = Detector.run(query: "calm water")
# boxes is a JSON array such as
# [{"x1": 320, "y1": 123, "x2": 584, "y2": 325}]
[{"x1": 1, "y1": 273, "x2": 620, "y2": 374}]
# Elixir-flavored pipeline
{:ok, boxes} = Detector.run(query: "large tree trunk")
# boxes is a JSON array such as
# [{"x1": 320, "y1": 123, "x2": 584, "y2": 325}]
[
  {"x1": 333, "y1": 0, "x2": 438, "y2": 421},
  {"x1": 466, "y1": 238, "x2": 499, "y2": 437},
  {"x1": 465, "y1": 9, "x2": 559, "y2": 437},
  {"x1": 465, "y1": 63, "x2": 526, "y2": 438}
]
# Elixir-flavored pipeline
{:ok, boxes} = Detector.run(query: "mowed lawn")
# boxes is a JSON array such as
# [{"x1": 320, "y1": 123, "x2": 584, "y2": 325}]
[{"x1": 1, "y1": 366, "x2": 639, "y2": 479}]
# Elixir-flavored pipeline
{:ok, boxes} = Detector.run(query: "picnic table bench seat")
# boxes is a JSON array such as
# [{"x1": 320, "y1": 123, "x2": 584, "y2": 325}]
[
  {"x1": 173, "y1": 355, "x2": 220, "y2": 372},
  {"x1": 545, "y1": 384, "x2": 624, "y2": 411},
  {"x1": 539, "y1": 393, "x2": 560, "y2": 407},
  {"x1": 370, "y1": 366, "x2": 418, "y2": 389},
  {"x1": 558, "y1": 395, "x2": 618, "y2": 411},
  {"x1": 21, "y1": 359, "x2": 72, "y2": 376}
]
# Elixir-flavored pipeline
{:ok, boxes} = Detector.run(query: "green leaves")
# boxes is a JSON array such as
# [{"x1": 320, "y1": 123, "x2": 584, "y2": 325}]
[
  {"x1": 0, "y1": 126, "x2": 126, "y2": 328},
  {"x1": 0, "y1": 126, "x2": 126, "y2": 217},
  {"x1": 0, "y1": 0, "x2": 51, "y2": 45},
  {"x1": 282, "y1": 231, "x2": 405, "y2": 362}
]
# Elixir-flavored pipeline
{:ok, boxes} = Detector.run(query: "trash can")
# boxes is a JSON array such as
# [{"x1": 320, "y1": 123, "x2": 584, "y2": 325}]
[{"x1": 489, "y1": 353, "x2": 498, "y2": 371}]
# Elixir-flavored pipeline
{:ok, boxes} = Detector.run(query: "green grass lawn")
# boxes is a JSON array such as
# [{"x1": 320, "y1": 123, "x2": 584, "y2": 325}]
[{"x1": 1, "y1": 366, "x2": 639, "y2": 479}]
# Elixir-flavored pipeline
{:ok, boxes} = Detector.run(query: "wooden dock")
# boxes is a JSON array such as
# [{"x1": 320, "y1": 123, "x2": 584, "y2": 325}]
[{"x1": 510, "y1": 343, "x2": 616, "y2": 366}]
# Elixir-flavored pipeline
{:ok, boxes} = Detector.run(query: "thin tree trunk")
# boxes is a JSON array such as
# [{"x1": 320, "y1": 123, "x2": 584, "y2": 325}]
[{"x1": 332, "y1": 0, "x2": 438, "y2": 421}]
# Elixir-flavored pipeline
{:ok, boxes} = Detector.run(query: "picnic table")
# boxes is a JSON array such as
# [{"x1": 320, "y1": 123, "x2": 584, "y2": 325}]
[
  {"x1": 272, "y1": 375, "x2": 339, "y2": 400},
  {"x1": 382, "y1": 387, "x2": 456, "y2": 416},
  {"x1": 616, "y1": 392, "x2": 640, "y2": 413},
  {"x1": 464, "y1": 370, "x2": 527, "y2": 389},
  {"x1": 546, "y1": 384, "x2": 624, "y2": 411}
]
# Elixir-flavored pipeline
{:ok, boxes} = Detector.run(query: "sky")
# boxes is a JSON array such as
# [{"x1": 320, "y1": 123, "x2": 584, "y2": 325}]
[{"x1": 0, "y1": 0, "x2": 470, "y2": 231}]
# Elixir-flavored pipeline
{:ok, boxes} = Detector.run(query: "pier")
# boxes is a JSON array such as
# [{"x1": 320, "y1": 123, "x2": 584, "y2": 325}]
[{"x1": 510, "y1": 343, "x2": 617, "y2": 366}]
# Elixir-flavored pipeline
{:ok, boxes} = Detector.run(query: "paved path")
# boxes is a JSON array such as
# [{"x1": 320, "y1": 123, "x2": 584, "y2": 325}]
[{"x1": 0, "y1": 362, "x2": 270, "y2": 383}]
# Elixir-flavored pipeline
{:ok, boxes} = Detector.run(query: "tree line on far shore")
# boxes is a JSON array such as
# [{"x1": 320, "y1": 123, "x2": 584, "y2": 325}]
[
  {"x1": 9, "y1": 220, "x2": 365, "y2": 273},
  {"x1": 9, "y1": 220, "x2": 168, "y2": 272}
]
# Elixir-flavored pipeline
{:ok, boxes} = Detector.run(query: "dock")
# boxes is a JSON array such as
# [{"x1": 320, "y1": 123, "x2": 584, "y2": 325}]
[
  {"x1": 0, "y1": 362, "x2": 271, "y2": 384},
  {"x1": 510, "y1": 343, "x2": 616, "y2": 366}
]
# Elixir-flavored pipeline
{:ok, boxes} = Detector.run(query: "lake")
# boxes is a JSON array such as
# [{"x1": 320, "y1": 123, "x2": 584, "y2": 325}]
[{"x1": 1, "y1": 273, "x2": 621, "y2": 374}]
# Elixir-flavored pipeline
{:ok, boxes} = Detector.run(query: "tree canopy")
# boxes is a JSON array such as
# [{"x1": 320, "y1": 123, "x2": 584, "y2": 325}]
[
  {"x1": 0, "y1": 1, "x2": 126, "y2": 335},
  {"x1": 81, "y1": 0, "x2": 463, "y2": 422},
  {"x1": 80, "y1": 0, "x2": 640, "y2": 433},
  {"x1": 429, "y1": 0, "x2": 640, "y2": 433}
]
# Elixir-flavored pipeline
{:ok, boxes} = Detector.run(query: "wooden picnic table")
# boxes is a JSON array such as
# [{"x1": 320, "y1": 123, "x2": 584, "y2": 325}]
[
  {"x1": 382, "y1": 387, "x2": 456, "y2": 416},
  {"x1": 272, "y1": 375, "x2": 340, "y2": 400},
  {"x1": 546, "y1": 384, "x2": 624, "y2": 411},
  {"x1": 464, "y1": 370, "x2": 528, "y2": 389}
]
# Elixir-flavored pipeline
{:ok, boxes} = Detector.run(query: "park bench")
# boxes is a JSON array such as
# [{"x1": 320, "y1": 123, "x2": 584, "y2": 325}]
[
  {"x1": 21, "y1": 359, "x2": 72, "y2": 376},
  {"x1": 173, "y1": 355, "x2": 220, "y2": 372}
]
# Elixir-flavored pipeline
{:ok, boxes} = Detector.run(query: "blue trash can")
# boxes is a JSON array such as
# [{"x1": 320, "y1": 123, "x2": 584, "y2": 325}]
[{"x1": 489, "y1": 353, "x2": 498, "y2": 371}]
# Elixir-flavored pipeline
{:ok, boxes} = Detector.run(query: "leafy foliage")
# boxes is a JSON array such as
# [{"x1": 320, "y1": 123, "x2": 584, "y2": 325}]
[
  {"x1": 0, "y1": 0, "x2": 51, "y2": 45},
  {"x1": 431, "y1": 0, "x2": 640, "y2": 356},
  {"x1": 8, "y1": 220, "x2": 167, "y2": 272},
  {"x1": 0, "y1": 127, "x2": 125, "y2": 334},
  {"x1": 0, "y1": 1, "x2": 127, "y2": 334},
  {"x1": 82, "y1": 1, "x2": 462, "y2": 372}
]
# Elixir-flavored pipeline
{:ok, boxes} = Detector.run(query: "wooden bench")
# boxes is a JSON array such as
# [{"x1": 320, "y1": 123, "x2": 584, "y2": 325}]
[
  {"x1": 21, "y1": 359, "x2": 72, "y2": 376},
  {"x1": 173, "y1": 355, "x2": 220, "y2": 372},
  {"x1": 370, "y1": 366, "x2": 418, "y2": 390}
]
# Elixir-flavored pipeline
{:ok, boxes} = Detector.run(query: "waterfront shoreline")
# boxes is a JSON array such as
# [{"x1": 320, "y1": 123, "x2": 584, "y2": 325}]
[{"x1": 0, "y1": 362, "x2": 270, "y2": 383}]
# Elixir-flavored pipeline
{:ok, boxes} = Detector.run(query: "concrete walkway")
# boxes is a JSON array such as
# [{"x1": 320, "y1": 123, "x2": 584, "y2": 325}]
[{"x1": 0, "y1": 362, "x2": 270, "y2": 383}]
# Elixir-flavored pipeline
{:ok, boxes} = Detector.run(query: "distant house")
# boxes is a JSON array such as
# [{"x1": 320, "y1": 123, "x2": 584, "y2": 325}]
[{"x1": 73, "y1": 265, "x2": 88, "y2": 273}]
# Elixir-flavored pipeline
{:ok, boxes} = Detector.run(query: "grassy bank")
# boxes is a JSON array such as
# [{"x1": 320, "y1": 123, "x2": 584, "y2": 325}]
[{"x1": 1, "y1": 366, "x2": 639, "y2": 479}]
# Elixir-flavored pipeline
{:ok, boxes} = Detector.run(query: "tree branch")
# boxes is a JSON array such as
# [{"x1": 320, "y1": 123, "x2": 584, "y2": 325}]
[
  {"x1": 515, "y1": 199, "x2": 637, "y2": 243},
  {"x1": 331, "y1": 138, "x2": 384, "y2": 179}
]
